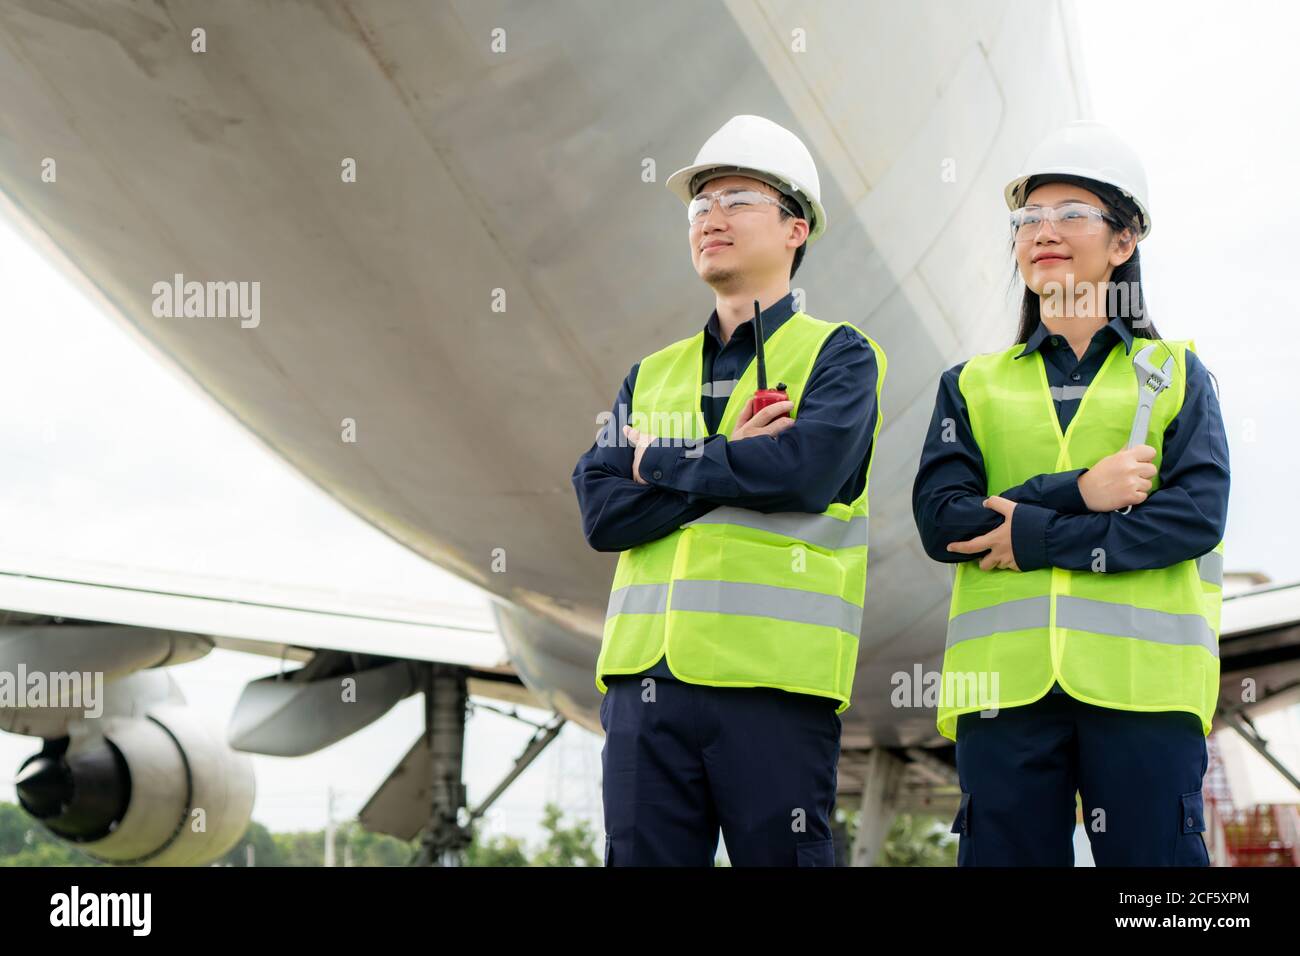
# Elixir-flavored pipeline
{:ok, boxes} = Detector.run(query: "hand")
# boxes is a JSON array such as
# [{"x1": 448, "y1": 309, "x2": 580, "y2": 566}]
[
  {"x1": 622, "y1": 424, "x2": 656, "y2": 484},
  {"x1": 1078, "y1": 445, "x2": 1157, "y2": 511},
  {"x1": 731, "y1": 397, "x2": 795, "y2": 441},
  {"x1": 946, "y1": 496, "x2": 1020, "y2": 571}
]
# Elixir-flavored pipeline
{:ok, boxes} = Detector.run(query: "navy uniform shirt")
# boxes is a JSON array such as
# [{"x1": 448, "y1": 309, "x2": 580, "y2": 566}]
[
  {"x1": 573, "y1": 291, "x2": 881, "y2": 682},
  {"x1": 911, "y1": 316, "x2": 1230, "y2": 693}
]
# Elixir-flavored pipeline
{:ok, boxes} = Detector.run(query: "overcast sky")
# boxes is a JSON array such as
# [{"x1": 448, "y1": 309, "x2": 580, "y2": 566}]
[
  {"x1": 1, "y1": 0, "x2": 1297, "y2": 860},
  {"x1": 1077, "y1": 0, "x2": 1300, "y2": 587},
  {"x1": 0, "y1": 190, "x2": 601, "y2": 846}
]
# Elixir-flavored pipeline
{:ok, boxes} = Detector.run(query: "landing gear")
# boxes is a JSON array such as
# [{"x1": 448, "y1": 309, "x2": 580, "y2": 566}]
[
  {"x1": 411, "y1": 664, "x2": 472, "y2": 866},
  {"x1": 408, "y1": 663, "x2": 566, "y2": 867}
]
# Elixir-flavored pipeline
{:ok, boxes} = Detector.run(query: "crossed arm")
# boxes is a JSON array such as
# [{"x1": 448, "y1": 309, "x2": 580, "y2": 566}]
[
  {"x1": 572, "y1": 327, "x2": 881, "y2": 552},
  {"x1": 911, "y1": 352, "x2": 1230, "y2": 572}
]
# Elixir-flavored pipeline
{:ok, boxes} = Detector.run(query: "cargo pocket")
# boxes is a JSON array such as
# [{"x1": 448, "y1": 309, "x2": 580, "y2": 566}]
[
  {"x1": 796, "y1": 837, "x2": 835, "y2": 867},
  {"x1": 1174, "y1": 790, "x2": 1209, "y2": 866},
  {"x1": 950, "y1": 791, "x2": 973, "y2": 866}
]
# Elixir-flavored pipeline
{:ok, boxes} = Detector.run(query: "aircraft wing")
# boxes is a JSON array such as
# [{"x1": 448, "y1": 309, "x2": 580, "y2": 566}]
[
  {"x1": 0, "y1": 549, "x2": 541, "y2": 710},
  {"x1": 1220, "y1": 579, "x2": 1300, "y2": 718}
]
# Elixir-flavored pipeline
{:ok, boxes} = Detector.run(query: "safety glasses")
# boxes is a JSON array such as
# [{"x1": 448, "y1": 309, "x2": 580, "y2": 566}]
[
  {"x1": 1011, "y1": 201, "x2": 1123, "y2": 242},
  {"x1": 688, "y1": 187, "x2": 795, "y2": 225}
]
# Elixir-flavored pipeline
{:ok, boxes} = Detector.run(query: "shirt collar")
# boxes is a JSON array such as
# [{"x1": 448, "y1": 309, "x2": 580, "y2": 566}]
[
  {"x1": 1014, "y1": 315, "x2": 1134, "y2": 359},
  {"x1": 705, "y1": 291, "x2": 797, "y2": 350}
]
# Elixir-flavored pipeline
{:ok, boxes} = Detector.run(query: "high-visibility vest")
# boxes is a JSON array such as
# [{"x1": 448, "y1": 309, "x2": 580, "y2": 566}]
[
  {"x1": 936, "y1": 335, "x2": 1224, "y2": 741},
  {"x1": 595, "y1": 311, "x2": 888, "y2": 714}
]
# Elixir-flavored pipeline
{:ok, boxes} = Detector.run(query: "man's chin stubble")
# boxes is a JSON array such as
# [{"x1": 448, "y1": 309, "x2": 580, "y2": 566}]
[{"x1": 701, "y1": 265, "x2": 741, "y2": 286}]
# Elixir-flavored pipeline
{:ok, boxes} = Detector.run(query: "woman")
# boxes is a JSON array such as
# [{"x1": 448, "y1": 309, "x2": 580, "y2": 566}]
[{"x1": 911, "y1": 121, "x2": 1230, "y2": 866}]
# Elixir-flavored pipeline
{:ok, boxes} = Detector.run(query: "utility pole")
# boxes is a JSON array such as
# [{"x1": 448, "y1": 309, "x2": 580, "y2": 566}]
[{"x1": 324, "y1": 786, "x2": 336, "y2": 867}]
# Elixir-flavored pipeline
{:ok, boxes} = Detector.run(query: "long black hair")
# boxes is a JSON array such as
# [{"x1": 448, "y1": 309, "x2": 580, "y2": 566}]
[{"x1": 1010, "y1": 173, "x2": 1162, "y2": 344}]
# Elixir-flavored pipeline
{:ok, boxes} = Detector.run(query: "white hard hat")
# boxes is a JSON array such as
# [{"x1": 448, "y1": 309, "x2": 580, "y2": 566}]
[
  {"x1": 666, "y1": 114, "x2": 827, "y2": 245},
  {"x1": 1004, "y1": 120, "x2": 1152, "y2": 240}
]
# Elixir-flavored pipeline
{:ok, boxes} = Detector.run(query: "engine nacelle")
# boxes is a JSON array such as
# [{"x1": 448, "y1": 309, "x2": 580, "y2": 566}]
[{"x1": 16, "y1": 705, "x2": 255, "y2": 866}]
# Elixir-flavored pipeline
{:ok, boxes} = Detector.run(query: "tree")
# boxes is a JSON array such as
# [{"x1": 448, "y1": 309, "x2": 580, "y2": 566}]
[
  {"x1": 834, "y1": 805, "x2": 957, "y2": 866},
  {"x1": 0, "y1": 802, "x2": 103, "y2": 866},
  {"x1": 528, "y1": 803, "x2": 600, "y2": 867},
  {"x1": 0, "y1": 800, "x2": 610, "y2": 868}
]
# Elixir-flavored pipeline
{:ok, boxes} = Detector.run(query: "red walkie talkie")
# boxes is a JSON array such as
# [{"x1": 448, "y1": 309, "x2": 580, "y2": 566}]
[{"x1": 751, "y1": 299, "x2": 789, "y2": 417}]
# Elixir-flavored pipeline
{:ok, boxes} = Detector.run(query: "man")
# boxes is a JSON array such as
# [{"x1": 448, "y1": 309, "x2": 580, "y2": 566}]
[{"x1": 571, "y1": 115, "x2": 888, "y2": 866}]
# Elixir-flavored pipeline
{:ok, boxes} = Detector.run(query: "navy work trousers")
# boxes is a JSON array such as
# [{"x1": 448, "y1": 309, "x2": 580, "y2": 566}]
[
  {"x1": 600, "y1": 675, "x2": 841, "y2": 866},
  {"x1": 951, "y1": 688, "x2": 1211, "y2": 866}
]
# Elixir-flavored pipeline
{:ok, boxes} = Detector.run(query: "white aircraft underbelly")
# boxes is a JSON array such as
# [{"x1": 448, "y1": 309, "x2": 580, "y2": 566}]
[{"x1": 0, "y1": 0, "x2": 1092, "y2": 746}]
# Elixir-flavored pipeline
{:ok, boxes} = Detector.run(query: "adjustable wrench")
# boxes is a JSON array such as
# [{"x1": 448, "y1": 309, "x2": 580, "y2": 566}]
[{"x1": 1116, "y1": 344, "x2": 1174, "y2": 514}]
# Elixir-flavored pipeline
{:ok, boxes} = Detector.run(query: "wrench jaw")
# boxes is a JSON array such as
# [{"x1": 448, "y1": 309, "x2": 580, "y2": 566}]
[
  {"x1": 1132, "y1": 344, "x2": 1174, "y2": 395},
  {"x1": 1147, "y1": 357, "x2": 1174, "y2": 394}
]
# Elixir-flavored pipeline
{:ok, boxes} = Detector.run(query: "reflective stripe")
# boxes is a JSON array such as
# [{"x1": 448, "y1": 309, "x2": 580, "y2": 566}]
[
  {"x1": 669, "y1": 579, "x2": 864, "y2": 635},
  {"x1": 1048, "y1": 384, "x2": 1089, "y2": 401},
  {"x1": 683, "y1": 506, "x2": 868, "y2": 550},
  {"x1": 700, "y1": 379, "x2": 739, "y2": 398},
  {"x1": 946, "y1": 596, "x2": 1050, "y2": 647},
  {"x1": 1056, "y1": 596, "x2": 1218, "y2": 657},
  {"x1": 605, "y1": 583, "x2": 669, "y2": 618},
  {"x1": 1198, "y1": 550, "x2": 1223, "y2": 586},
  {"x1": 946, "y1": 594, "x2": 1218, "y2": 657}
]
